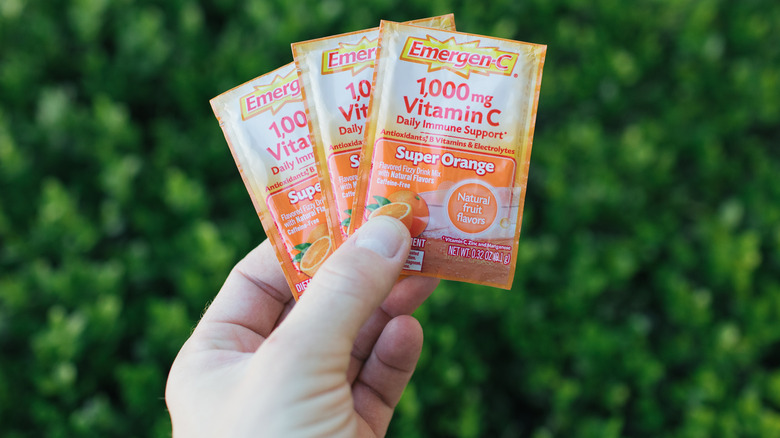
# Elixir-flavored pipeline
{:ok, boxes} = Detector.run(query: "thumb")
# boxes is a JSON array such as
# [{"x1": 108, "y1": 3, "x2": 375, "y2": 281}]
[{"x1": 273, "y1": 216, "x2": 411, "y2": 355}]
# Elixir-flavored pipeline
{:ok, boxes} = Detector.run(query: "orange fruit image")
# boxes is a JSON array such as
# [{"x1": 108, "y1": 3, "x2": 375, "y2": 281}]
[
  {"x1": 388, "y1": 190, "x2": 429, "y2": 237},
  {"x1": 369, "y1": 202, "x2": 413, "y2": 231},
  {"x1": 299, "y1": 235, "x2": 332, "y2": 277},
  {"x1": 306, "y1": 223, "x2": 328, "y2": 243}
]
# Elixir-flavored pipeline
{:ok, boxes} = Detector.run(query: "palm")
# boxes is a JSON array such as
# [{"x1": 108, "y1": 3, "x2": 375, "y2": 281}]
[{"x1": 166, "y1": 239, "x2": 438, "y2": 437}]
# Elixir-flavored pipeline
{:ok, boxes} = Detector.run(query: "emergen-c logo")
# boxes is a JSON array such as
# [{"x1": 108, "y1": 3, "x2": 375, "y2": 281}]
[
  {"x1": 400, "y1": 35, "x2": 519, "y2": 79},
  {"x1": 321, "y1": 37, "x2": 378, "y2": 76},
  {"x1": 240, "y1": 70, "x2": 301, "y2": 120}
]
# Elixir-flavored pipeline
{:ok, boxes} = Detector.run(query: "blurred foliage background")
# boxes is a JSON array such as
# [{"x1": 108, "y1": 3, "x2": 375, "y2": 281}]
[{"x1": 1, "y1": 0, "x2": 779, "y2": 436}]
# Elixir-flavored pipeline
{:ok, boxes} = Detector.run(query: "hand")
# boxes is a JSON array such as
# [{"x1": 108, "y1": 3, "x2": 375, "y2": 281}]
[{"x1": 165, "y1": 217, "x2": 439, "y2": 437}]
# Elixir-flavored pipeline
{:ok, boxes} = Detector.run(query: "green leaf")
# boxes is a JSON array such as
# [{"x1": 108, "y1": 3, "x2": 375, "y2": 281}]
[
  {"x1": 366, "y1": 203, "x2": 380, "y2": 212},
  {"x1": 341, "y1": 217, "x2": 351, "y2": 227},
  {"x1": 374, "y1": 195, "x2": 391, "y2": 206},
  {"x1": 293, "y1": 242, "x2": 312, "y2": 251},
  {"x1": 292, "y1": 252, "x2": 304, "y2": 263},
  {"x1": 344, "y1": 209, "x2": 352, "y2": 216}
]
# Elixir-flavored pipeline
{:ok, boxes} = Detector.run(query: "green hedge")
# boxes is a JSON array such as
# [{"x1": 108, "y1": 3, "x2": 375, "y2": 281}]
[{"x1": 1, "y1": 0, "x2": 779, "y2": 436}]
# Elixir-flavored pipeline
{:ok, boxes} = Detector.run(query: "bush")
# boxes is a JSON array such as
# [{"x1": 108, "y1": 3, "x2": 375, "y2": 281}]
[{"x1": 1, "y1": 0, "x2": 778, "y2": 436}]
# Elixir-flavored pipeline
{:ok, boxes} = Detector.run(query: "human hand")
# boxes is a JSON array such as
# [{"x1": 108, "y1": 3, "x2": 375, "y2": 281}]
[{"x1": 165, "y1": 217, "x2": 439, "y2": 437}]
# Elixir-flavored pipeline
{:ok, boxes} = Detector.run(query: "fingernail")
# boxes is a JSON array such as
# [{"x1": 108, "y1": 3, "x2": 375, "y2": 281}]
[{"x1": 354, "y1": 216, "x2": 407, "y2": 258}]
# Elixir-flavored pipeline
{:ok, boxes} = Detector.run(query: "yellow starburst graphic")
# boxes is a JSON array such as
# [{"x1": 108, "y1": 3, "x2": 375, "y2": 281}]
[
  {"x1": 400, "y1": 35, "x2": 519, "y2": 79},
  {"x1": 240, "y1": 70, "x2": 302, "y2": 120},
  {"x1": 321, "y1": 36, "x2": 379, "y2": 76}
]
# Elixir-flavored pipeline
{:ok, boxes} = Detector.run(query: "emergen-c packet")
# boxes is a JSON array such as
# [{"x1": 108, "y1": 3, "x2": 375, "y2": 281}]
[
  {"x1": 351, "y1": 21, "x2": 546, "y2": 289},
  {"x1": 292, "y1": 15, "x2": 455, "y2": 240},
  {"x1": 211, "y1": 63, "x2": 333, "y2": 300}
]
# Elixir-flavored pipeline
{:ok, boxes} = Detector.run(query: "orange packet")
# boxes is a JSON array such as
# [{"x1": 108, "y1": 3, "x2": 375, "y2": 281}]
[
  {"x1": 350, "y1": 21, "x2": 546, "y2": 289},
  {"x1": 292, "y1": 15, "x2": 455, "y2": 241},
  {"x1": 210, "y1": 63, "x2": 334, "y2": 300}
]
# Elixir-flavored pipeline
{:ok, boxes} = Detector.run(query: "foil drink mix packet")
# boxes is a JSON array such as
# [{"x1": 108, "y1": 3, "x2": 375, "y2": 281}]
[
  {"x1": 211, "y1": 63, "x2": 334, "y2": 300},
  {"x1": 292, "y1": 14, "x2": 455, "y2": 240},
  {"x1": 350, "y1": 21, "x2": 546, "y2": 289}
]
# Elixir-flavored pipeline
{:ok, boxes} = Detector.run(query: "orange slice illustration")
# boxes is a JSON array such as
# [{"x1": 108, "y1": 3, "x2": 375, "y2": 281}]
[
  {"x1": 369, "y1": 202, "x2": 413, "y2": 231},
  {"x1": 388, "y1": 191, "x2": 429, "y2": 237},
  {"x1": 305, "y1": 223, "x2": 329, "y2": 243},
  {"x1": 299, "y1": 236, "x2": 332, "y2": 277}
]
